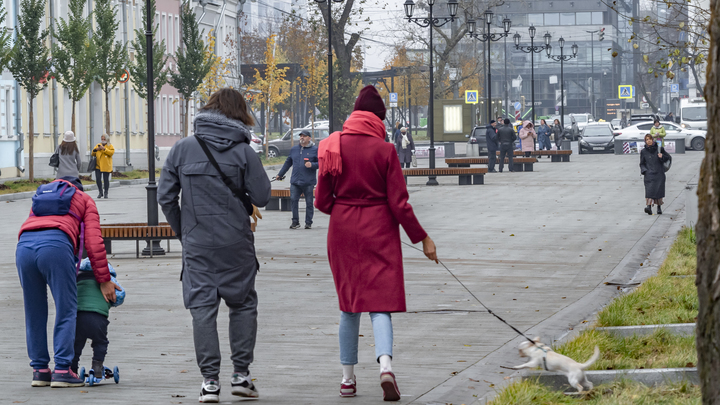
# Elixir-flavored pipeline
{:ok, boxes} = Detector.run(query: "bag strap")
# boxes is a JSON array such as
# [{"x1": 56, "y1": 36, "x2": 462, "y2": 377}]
[{"x1": 195, "y1": 136, "x2": 253, "y2": 216}]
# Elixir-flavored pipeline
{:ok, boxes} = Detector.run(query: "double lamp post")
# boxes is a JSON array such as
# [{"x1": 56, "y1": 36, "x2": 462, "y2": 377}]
[
  {"x1": 545, "y1": 37, "x2": 578, "y2": 130},
  {"x1": 513, "y1": 26, "x2": 551, "y2": 124}
]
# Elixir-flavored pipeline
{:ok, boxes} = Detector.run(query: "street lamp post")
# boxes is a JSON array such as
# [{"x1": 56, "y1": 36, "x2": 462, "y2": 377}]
[
  {"x1": 314, "y1": 0, "x2": 344, "y2": 133},
  {"x1": 404, "y1": 0, "x2": 458, "y2": 186},
  {"x1": 513, "y1": 26, "x2": 551, "y2": 124},
  {"x1": 545, "y1": 37, "x2": 578, "y2": 131},
  {"x1": 467, "y1": 10, "x2": 511, "y2": 125}
]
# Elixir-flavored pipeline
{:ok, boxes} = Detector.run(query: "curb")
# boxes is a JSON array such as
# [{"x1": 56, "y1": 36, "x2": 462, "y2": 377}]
[
  {"x1": 595, "y1": 323, "x2": 695, "y2": 338},
  {"x1": 117, "y1": 178, "x2": 149, "y2": 186},
  {"x1": 0, "y1": 181, "x2": 121, "y2": 202},
  {"x1": 524, "y1": 367, "x2": 699, "y2": 390}
]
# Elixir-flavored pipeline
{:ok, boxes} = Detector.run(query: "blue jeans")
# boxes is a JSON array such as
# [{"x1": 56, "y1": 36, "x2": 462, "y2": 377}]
[
  {"x1": 290, "y1": 184, "x2": 314, "y2": 225},
  {"x1": 339, "y1": 312, "x2": 393, "y2": 365},
  {"x1": 16, "y1": 229, "x2": 78, "y2": 370}
]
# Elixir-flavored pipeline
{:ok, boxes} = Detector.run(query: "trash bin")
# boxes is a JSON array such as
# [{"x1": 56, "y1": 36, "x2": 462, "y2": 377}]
[{"x1": 561, "y1": 139, "x2": 571, "y2": 151}]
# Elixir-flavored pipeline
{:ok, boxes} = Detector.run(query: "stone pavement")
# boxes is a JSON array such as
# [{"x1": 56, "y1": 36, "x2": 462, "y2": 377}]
[{"x1": 0, "y1": 151, "x2": 702, "y2": 405}]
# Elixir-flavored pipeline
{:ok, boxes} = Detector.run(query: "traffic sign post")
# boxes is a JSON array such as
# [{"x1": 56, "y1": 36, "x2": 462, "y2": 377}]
[
  {"x1": 618, "y1": 85, "x2": 632, "y2": 99},
  {"x1": 670, "y1": 84, "x2": 679, "y2": 93},
  {"x1": 389, "y1": 93, "x2": 398, "y2": 103},
  {"x1": 465, "y1": 90, "x2": 478, "y2": 104}
]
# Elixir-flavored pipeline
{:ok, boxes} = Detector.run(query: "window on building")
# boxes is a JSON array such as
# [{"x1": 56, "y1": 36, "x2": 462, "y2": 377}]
[
  {"x1": 528, "y1": 14, "x2": 543, "y2": 26},
  {"x1": 175, "y1": 15, "x2": 180, "y2": 53},
  {"x1": 167, "y1": 16, "x2": 173, "y2": 54},
  {"x1": 592, "y1": 11, "x2": 603, "y2": 24},
  {"x1": 544, "y1": 13, "x2": 559, "y2": 25},
  {"x1": 560, "y1": 13, "x2": 575, "y2": 25},
  {"x1": 42, "y1": 89, "x2": 49, "y2": 136},
  {"x1": 512, "y1": 14, "x2": 528, "y2": 27},
  {"x1": 576, "y1": 12, "x2": 591, "y2": 24}
]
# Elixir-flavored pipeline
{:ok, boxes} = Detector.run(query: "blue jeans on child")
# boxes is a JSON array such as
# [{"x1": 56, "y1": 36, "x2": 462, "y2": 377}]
[
  {"x1": 16, "y1": 229, "x2": 77, "y2": 370},
  {"x1": 339, "y1": 312, "x2": 393, "y2": 365},
  {"x1": 290, "y1": 183, "x2": 315, "y2": 226}
]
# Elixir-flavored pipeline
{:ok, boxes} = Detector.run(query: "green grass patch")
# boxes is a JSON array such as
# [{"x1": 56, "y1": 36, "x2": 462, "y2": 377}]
[
  {"x1": 555, "y1": 329, "x2": 696, "y2": 370},
  {"x1": 260, "y1": 156, "x2": 286, "y2": 166},
  {"x1": 488, "y1": 379, "x2": 700, "y2": 405},
  {"x1": 110, "y1": 169, "x2": 160, "y2": 180},
  {"x1": 0, "y1": 178, "x2": 94, "y2": 195},
  {"x1": 596, "y1": 227, "x2": 697, "y2": 327}
]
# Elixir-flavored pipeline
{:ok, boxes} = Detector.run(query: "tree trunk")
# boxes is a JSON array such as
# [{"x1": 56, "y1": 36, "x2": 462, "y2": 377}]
[
  {"x1": 105, "y1": 90, "x2": 111, "y2": 135},
  {"x1": 265, "y1": 102, "x2": 270, "y2": 159},
  {"x1": 696, "y1": 0, "x2": 720, "y2": 402},
  {"x1": 690, "y1": 63, "x2": 705, "y2": 97},
  {"x1": 71, "y1": 101, "x2": 76, "y2": 134},
  {"x1": 183, "y1": 98, "x2": 189, "y2": 138},
  {"x1": 28, "y1": 100, "x2": 34, "y2": 182}
]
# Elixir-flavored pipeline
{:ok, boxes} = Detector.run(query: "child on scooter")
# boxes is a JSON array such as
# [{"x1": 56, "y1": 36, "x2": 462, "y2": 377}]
[{"x1": 71, "y1": 259, "x2": 125, "y2": 384}]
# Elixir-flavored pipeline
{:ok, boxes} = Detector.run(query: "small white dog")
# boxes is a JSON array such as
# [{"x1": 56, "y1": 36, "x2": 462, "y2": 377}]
[{"x1": 510, "y1": 337, "x2": 600, "y2": 392}]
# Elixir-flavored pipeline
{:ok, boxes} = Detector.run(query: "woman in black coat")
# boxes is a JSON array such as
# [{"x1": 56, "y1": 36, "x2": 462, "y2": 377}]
[{"x1": 640, "y1": 134, "x2": 671, "y2": 215}]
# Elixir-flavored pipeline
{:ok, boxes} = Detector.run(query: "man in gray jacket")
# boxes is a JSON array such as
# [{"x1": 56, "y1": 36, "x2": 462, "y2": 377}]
[{"x1": 158, "y1": 89, "x2": 271, "y2": 403}]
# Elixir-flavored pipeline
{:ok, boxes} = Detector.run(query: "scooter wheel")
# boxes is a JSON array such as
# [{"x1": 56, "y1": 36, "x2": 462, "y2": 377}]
[
  {"x1": 79, "y1": 367, "x2": 86, "y2": 381},
  {"x1": 88, "y1": 370, "x2": 95, "y2": 386},
  {"x1": 113, "y1": 366, "x2": 119, "y2": 384}
]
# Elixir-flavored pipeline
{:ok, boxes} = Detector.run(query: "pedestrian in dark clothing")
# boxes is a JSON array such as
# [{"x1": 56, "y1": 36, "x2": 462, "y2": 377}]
[
  {"x1": 497, "y1": 119, "x2": 517, "y2": 172},
  {"x1": 664, "y1": 112, "x2": 674, "y2": 122},
  {"x1": 551, "y1": 119, "x2": 564, "y2": 150},
  {"x1": 537, "y1": 119, "x2": 552, "y2": 152},
  {"x1": 640, "y1": 134, "x2": 671, "y2": 215},
  {"x1": 395, "y1": 127, "x2": 415, "y2": 168},
  {"x1": 158, "y1": 88, "x2": 271, "y2": 403},
  {"x1": 276, "y1": 130, "x2": 318, "y2": 229},
  {"x1": 392, "y1": 122, "x2": 401, "y2": 143},
  {"x1": 485, "y1": 120, "x2": 499, "y2": 172}
]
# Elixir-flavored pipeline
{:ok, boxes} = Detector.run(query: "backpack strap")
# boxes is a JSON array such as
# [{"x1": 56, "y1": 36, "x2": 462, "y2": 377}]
[
  {"x1": 68, "y1": 210, "x2": 83, "y2": 275},
  {"x1": 195, "y1": 136, "x2": 254, "y2": 216}
]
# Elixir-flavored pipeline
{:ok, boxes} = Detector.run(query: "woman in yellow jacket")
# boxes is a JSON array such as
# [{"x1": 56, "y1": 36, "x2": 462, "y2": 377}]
[{"x1": 92, "y1": 134, "x2": 114, "y2": 199}]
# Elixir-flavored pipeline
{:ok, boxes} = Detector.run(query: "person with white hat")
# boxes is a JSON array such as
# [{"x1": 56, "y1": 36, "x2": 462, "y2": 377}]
[{"x1": 55, "y1": 131, "x2": 82, "y2": 179}]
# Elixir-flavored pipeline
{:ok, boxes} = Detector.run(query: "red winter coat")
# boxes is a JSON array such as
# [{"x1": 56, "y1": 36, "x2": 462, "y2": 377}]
[
  {"x1": 315, "y1": 111, "x2": 427, "y2": 313},
  {"x1": 19, "y1": 179, "x2": 110, "y2": 283}
]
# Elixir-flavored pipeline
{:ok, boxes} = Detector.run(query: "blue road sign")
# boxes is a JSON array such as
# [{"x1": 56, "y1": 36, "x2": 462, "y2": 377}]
[
  {"x1": 389, "y1": 93, "x2": 398, "y2": 103},
  {"x1": 670, "y1": 84, "x2": 679, "y2": 93},
  {"x1": 465, "y1": 90, "x2": 478, "y2": 104},
  {"x1": 619, "y1": 85, "x2": 632, "y2": 99},
  {"x1": 513, "y1": 101, "x2": 522, "y2": 111}
]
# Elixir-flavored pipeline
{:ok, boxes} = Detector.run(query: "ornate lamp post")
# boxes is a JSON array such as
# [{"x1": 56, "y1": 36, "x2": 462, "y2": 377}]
[
  {"x1": 314, "y1": 0, "x2": 345, "y2": 133},
  {"x1": 404, "y1": 0, "x2": 458, "y2": 186},
  {"x1": 467, "y1": 10, "x2": 511, "y2": 124},
  {"x1": 513, "y1": 26, "x2": 551, "y2": 123},
  {"x1": 545, "y1": 37, "x2": 578, "y2": 130}
]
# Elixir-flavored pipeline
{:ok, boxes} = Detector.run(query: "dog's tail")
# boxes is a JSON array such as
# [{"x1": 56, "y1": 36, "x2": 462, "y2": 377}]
[{"x1": 580, "y1": 346, "x2": 600, "y2": 370}]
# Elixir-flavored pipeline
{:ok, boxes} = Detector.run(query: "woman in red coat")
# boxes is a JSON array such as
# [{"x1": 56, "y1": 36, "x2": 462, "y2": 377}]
[{"x1": 315, "y1": 86, "x2": 437, "y2": 401}]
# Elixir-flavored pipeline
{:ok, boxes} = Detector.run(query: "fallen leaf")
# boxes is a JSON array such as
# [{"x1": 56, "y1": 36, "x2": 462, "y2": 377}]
[
  {"x1": 509, "y1": 234, "x2": 515, "y2": 236},
  {"x1": 686, "y1": 362, "x2": 695, "y2": 367},
  {"x1": 457, "y1": 360, "x2": 467, "y2": 362},
  {"x1": 561, "y1": 297, "x2": 567, "y2": 299},
  {"x1": 179, "y1": 369, "x2": 187, "y2": 373},
  {"x1": 464, "y1": 344, "x2": 472, "y2": 347},
  {"x1": 80, "y1": 391, "x2": 88, "y2": 393},
  {"x1": 469, "y1": 378, "x2": 480, "y2": 382},
  {"x1": 171, "y1": 394, "x2": 186, "y2": 398},
  {"x1": 525, "y1": 286, "x2": 529, "y2": 289}
]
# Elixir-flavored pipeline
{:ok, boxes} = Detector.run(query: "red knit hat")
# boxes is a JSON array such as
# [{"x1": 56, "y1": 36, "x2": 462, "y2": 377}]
[{"x1": 353, "y1": 85, "x2": 386, "y2": 121}]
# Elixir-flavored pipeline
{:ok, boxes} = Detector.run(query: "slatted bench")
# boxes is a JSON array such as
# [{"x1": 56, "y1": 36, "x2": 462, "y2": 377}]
[
  {"x1": 266, "y1": 188, "x2": 315, "y2": 211},
  {"x1": 446, "y1": 157, "x2": 538, "y2": 172},
  {"x1": 496, "y1": 150, "x2": 572, "y2": 162},
  {"x1": 100, "y1": 223, "x2": 177, "y2": 258},
  {"x1": 402, "y1": 167, "x2": 487, "y2": 185}
]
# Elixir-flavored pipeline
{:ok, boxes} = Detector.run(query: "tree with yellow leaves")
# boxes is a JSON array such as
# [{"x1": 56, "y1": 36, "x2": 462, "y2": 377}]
[
  {"x1": 196, "y1": 32, "x2": 233, "y2": 104},
  {"x1": 251, "y1": 34, "x2": 289, "y2": 158},
  {"x1": 302, "y1": 51, "x2": 327, "y2": 140}
]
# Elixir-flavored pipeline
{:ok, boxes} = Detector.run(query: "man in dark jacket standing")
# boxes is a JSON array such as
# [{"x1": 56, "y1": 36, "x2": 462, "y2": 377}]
[
  {"x1": 485, "y1": 120, "x2": 499, "y2": 172},
  {"x1": 158, "y1": 89, "x2": 271, "y2": 402},
  {"x1": 275, "y1": 130, "x2": 318, "y2": 229},
  {"x1": 497, "y1": 118, "x2": 517, "y2": 173}
]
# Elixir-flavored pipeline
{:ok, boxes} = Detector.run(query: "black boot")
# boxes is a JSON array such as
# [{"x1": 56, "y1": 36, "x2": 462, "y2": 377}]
[
  {"x1": 657, "y1": 205, "x2": 662, "y2": 215},
  {"x1": 644, "y1": 205, "x2": 652, "y2": 215},
  {"x1": 92, "y1": 360, "x2": 104, "y2": 379}
]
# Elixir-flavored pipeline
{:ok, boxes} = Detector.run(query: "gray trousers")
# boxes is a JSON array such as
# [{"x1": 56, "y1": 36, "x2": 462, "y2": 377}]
[{"x1": 189, "y1": 289, "x2": 258, "y2": 380}]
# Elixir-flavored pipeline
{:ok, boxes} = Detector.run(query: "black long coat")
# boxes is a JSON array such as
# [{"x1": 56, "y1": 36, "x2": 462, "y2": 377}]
[{"x1": 640, "y1": 142, "x2": 671, "y2": 199}]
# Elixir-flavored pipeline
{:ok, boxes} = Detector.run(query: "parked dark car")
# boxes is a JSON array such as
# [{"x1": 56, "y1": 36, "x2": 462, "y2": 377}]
[
  {"x1": 466, "y1": 125, "x2": 489, "y2": 155},
  {"x1": 578, "y1": 123, "x2": 615, "y2": 154},
  {"x1": 267, "y1": 128, "x2": 330, "y2": 157}
]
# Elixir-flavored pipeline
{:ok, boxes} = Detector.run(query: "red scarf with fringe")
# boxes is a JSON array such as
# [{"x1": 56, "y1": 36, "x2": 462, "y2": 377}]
[{"x1": 318, "y1": 111, "x2": 387, "y2": 177}]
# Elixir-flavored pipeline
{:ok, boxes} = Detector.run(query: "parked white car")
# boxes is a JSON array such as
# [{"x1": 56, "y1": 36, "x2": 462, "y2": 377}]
[
  {"x1": 614, "y1": 121, "x2": 706, "y2": 151},
  {"x1": 250, "y1": 132, "x2": 264, "y2": 154}
]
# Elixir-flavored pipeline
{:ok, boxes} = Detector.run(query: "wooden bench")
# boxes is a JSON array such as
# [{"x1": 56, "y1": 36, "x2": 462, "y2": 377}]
[
  {"x1": 446, "y1": 157, "x2": 538, "y2": 172},
  {"x1": 266, "y1": 188, "x2": 315, "y2": 211},
  {"x1": 100, "y1": 223, "x2": 177, "y2": 258},
  {"x1": 496, "y1": 150, "x2": 572, "y2": 162},
  {"x1": 402, "y1": 167, "x2": 487, "y2": 185}
]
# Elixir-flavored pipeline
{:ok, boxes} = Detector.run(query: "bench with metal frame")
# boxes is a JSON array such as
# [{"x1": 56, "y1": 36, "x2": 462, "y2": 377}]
[
  {"x1": 447, "y1": 157, "x2": 538, "y2": 172},
  {"x1": 100, "y1": 223, "x2": 177, "y2": 258},
  {"x1": 266, "y1": 188, "x2": 316, "y2": 211},
  {"x1": 402, "y1": 168, "x2": 487, "y2": 185},
  {"x1": 496, "y1": 150, "x2": 572, "y2": 162}
]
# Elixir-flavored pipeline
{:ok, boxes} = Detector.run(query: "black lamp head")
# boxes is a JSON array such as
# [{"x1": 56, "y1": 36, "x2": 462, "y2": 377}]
[
  {"x1": 447, "y1": 0, "x2": 458, "y2": 18},
  {"x1": 528, "y1": 25, "x2": 536, "y2": 38},
  {"x1": 404, "y1": 0, "x2": 414, "y2": 18}
]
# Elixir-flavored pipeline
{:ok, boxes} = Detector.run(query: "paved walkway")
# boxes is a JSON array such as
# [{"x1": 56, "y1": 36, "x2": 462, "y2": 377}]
[{"x1": 0, "y1": 151, "x2": 702, "y2": 404}]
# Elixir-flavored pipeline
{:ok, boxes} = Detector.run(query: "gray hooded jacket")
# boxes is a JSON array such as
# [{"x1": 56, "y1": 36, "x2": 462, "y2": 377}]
[{"x1": 158, "y1": 109, "x2": 271, "y2": 309}]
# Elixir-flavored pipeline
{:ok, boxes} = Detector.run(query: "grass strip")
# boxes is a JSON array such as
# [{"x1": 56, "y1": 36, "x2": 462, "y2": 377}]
[
  {"x1": 110, "y1": 169, "x2": 160, "y2": 180},
  {"x1": 596, "y1": 227, "x2": 697, "y2": 327},
  {"x1": 0, "y1": 178, "x2": 94, "y2": 195},
  {"x1": 488, "y1": 379, "x2": 700, "y2": 405},
  {"x1": 555, "y1": 329, "x2": 696, "y2": 370}
]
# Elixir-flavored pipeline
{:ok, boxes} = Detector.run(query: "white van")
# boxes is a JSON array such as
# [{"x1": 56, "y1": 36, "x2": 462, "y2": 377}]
[{"x1": 679, "y1": 98, "x2": 707, "y2": 131}]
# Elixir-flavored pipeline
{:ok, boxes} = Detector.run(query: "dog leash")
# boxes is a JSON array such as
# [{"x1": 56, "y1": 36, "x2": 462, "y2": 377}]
[{"x1": 402, "y1": 241, "x2": 536, "y2": 346}]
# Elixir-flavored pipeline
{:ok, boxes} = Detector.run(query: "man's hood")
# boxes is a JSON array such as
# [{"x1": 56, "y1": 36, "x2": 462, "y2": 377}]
[{"x1": 193, "y1": 109, "x2": 251, "y2": 152}]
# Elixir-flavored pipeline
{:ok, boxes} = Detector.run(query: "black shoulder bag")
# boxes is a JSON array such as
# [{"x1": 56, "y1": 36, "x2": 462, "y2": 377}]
[{"x1": 195, "y1": 136, "x2": 254, "y2": 216}]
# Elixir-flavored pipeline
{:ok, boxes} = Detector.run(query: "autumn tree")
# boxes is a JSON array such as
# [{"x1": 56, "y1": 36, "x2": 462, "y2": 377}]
[
  {"x1": 9, "y1": 0, "x2": 52, "y2": 181},
  {"x1": 93, "y1": 0, "x2": 127, "y2": 135},
  {"x1": 129, "y1": 0, "x2": 168, "y2": 100},
  {"x1": 52, "y1": 0, "x2": 94, "y2": 134},
  {"x1": 0, "y1": 2, "x2": 12, "y2": 70},
  {"x1": 302, "y1": 51, "x2": 327, "y2": 138},
  {"x1": 251, "y1": 34, "x2": 289, "y2": 158},
  {"x1": 696, "y1": 0, "x2": 719, "y2": 401},
  {"x1": 169, "y1": 1, "x2": 213, "y2": 137},
  {"x1": 196, "y1": 32, "x2": 233, "y2": 104}
]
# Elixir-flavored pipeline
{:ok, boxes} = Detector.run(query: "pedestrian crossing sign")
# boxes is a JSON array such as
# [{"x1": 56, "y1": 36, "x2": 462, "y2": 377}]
[
  {"x1": 619, "y1": 85, "x2": 632, "y2": 99},
  {"x1": 465, "y1": 90, "x2": 478, "y2": 104}
]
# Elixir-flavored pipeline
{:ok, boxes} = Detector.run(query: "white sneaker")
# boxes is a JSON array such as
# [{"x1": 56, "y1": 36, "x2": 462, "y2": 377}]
[
  {"x1": 199, "y1": 379, "x2": 220, "y2": 403},
  {"x1": 231, "y1": 373, "x2": 259, "y2": 398}
]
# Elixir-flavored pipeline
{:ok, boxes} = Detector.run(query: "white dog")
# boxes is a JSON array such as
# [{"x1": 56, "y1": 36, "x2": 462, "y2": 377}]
[{"x1": 510, "y1": 337, "x2": 600, "y2": 392}]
